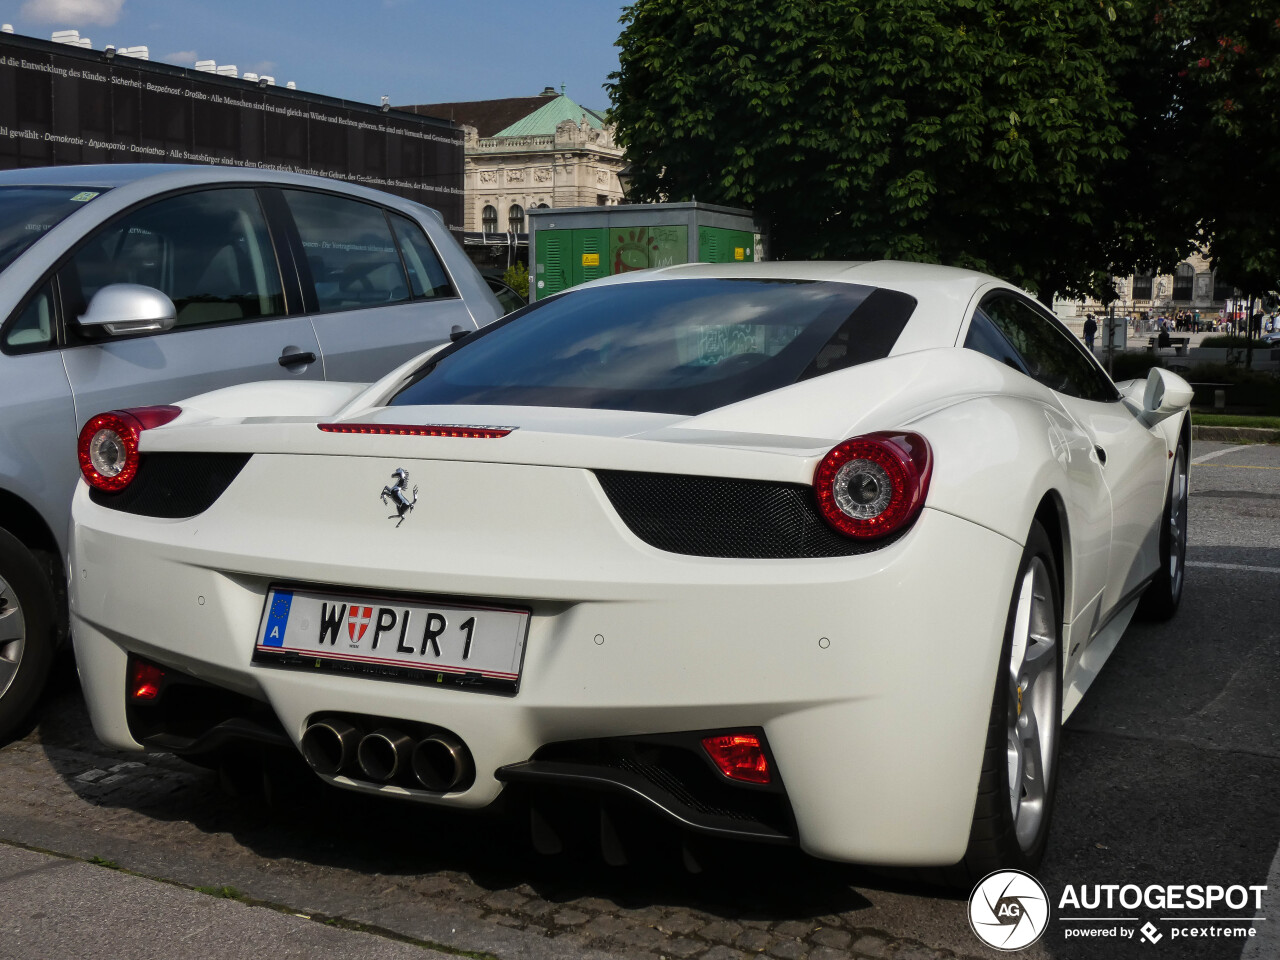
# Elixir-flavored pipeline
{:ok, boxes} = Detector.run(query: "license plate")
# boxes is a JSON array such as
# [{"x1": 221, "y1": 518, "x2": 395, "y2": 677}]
[{"x1": 252, "y1": 585, "x2": 529, "y2": 693}]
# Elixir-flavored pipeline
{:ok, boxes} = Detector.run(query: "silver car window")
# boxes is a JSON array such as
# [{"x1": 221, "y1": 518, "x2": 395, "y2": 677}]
[
  {"x1": 282, "y1": 190, "x2": 412, "y2": 312},
  {"x1": 60, "y1": 188, "x2": 285, "y2": 330},
  {"x1": 3, "y1": 280, "x2": 55, "y2": 351},
  {"x1": 388, "y1": 213, "x2": 454, "y2": 301},
  {"x1": 0, "y1": 185, "x2": 107, "y2": 274}
]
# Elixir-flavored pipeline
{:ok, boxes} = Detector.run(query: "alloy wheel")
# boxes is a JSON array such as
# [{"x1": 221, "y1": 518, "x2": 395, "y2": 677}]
[
  {"x1": 1006, "y1": 556, "x2": 1058, "y2": 851},
  {"x1": 0, "y1": 573, "x2": 25, "y2": 698},
  {"x1": 1169, "y1": 446, "x2": 1189, "y2": 598}
]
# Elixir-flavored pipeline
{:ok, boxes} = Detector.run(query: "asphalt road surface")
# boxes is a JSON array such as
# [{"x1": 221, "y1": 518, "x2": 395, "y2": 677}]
[{"x1": 1, "y1": 440, "x2": 1276, "y2": 960}]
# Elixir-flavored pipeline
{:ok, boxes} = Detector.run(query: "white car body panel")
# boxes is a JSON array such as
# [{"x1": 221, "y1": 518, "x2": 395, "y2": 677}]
[{"x1": 69, "y1": 261, "x2": 1191, "y2": 866}]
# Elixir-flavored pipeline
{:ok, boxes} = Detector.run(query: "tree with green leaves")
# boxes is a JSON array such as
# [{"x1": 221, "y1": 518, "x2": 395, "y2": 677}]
[
  {"x1": 1148, "y1": 0, "x2": 1280, "y2": 299},
  {"x1": 608, "y1": 0, "x2": 1191, "y2": 301},
  {"x1": 502, "y1": 261, "x2": 530, "y2": 299}
]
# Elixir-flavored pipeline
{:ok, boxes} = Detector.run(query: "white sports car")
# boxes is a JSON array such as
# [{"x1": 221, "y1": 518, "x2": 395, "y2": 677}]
[{"x1": 69, "y1": 262, "x2": 1192, "y2": 879}]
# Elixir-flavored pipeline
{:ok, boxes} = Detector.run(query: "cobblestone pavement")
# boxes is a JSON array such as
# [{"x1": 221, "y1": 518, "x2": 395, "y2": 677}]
[
  {"x1": 1, "y1": 670, "x2": 1010, "y2": 960},
  {"x1": 1, "y1": 442, "x2": 1276, "y2": 960}
]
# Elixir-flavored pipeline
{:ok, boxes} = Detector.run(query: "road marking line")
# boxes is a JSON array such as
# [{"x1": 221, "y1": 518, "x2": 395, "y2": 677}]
[
  {"x1": 1241, "y1": 840, "x2": 1280, "y2": 960},
  {"x1": 1193, "y1": 445, "x2": 1250, "y2": 464},
  {"x1": 1193, "y1": 464, "x2": 1280, "y2": 470},
  {"x1": 1188, "y1": 561, "x2": 1280, "y2": 574}
]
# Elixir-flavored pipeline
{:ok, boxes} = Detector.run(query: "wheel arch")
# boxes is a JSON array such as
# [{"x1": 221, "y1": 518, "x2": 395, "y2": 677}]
[
  {"x1": 1033, "y1": 490, "x2": 1071, "y2": 621},
  {"x1": 0, "y1": 487, "x2": 60, "y2": 557},
  {"x1": 0, "y1": 487, "x2": 67, "y2": 643}
]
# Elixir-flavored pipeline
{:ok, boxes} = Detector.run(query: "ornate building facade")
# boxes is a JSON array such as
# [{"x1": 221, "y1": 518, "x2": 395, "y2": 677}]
[
  {"x1": 401, "y1": 88, "x2": 626, "y2": 235},
  {"x1": 1057, "y1": 249, "x2": 1237, "y2": 321}
]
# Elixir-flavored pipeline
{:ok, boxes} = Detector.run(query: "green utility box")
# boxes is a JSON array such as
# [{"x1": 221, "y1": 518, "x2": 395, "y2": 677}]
[{"x1": 528, "y1": 202, "x2": 765, "y2": 301}]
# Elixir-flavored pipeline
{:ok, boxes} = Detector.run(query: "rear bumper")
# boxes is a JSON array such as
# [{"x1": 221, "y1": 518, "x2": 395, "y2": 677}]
[{"x1": 71, "y1": 464, "x2": 1021, "y2": 865}]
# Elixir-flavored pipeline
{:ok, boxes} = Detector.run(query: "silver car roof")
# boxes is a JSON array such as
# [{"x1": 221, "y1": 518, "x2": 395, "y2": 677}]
[
  {"x1": 0, "y1": 164, "x2": 443, "y2": 217},
  {"x1": 0, "y1": 164, "x2": 197, "y2": 187}
]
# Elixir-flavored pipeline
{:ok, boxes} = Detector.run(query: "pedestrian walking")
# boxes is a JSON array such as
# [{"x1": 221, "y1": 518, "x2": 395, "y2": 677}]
[{"x1": 1083, "y1": 314, "x2": 1097, "y2": 352}]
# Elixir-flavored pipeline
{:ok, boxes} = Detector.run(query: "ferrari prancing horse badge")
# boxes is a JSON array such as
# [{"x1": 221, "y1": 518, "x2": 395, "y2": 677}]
[{"x1": 380, "y1": 468, "x2": 418, "y2": 527}]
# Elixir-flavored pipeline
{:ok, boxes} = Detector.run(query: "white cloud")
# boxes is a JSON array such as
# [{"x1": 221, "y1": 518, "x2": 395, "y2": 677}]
[
  {"x1": 20, "y1": 0, "x2": 125, "y2": 27},
  {"x1": 164, "y1": 50, "x2": 198, "y2": 66}
]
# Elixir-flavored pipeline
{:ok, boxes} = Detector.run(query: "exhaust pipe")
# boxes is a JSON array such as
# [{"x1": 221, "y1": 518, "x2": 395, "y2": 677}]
[
  {"x1": 300, "y1": 718, "x2": 361, "y2": 776},
  {"x1": 357, "y1": 728, "x2": 414, "y2": 781},
  {"x1": 411, "y1": 732, "x2": 473, "y2": 792}
]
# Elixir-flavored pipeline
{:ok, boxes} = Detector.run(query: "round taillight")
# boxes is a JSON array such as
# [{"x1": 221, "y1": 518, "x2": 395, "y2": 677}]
[
  {"x1": 77, "y1": 406, "x2": 181, "y2": 492},
  {"x1": 813, "y1": 432, "x2": 932, "y2": 539}
]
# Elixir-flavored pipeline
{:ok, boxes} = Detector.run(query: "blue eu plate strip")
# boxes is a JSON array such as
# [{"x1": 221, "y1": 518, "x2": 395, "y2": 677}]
[{"x1": 260, "y1": 591, "x2": 293, "y2": 647}]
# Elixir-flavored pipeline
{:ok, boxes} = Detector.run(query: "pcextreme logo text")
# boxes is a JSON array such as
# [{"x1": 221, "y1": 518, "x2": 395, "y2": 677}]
[{"x1": 1057, "y1": 883, "x2": 1266, "y2": 946}]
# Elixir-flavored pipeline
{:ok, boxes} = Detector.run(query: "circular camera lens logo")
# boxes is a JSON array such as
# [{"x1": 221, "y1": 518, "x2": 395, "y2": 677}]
[{"x1": 968, "y1": 870, "x2": 1050, "y2": 951}]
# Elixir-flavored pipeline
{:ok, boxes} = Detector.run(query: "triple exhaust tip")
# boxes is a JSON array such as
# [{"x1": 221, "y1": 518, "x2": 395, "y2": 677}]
[{"x1": 300, "y1": 719, "x2": 472, "y2": 793}]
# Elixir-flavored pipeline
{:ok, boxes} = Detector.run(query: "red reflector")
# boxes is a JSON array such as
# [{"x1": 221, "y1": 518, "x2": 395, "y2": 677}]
[
  {"x1": 129, "y1": 661, "x2": 165, "y2": 702},
  {"x1": 317, "y1": 423, "x2": 513, "y2": 438},
  {"x1": 701, "y1": 733, "x2": 771, "y2": 784}
]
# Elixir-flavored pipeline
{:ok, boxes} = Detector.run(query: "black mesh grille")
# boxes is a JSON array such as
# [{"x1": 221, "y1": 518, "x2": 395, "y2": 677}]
[
  {"x1": 595, "y1": 470, "x2": 901, "y2": 559},
  {"x1": 90, "y1": 453, "x2": 251, "y2": 518}
]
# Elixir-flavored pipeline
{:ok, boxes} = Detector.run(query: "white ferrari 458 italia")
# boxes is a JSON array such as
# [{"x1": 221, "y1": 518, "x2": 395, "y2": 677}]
[{"x1": 69, "y1": 261, "x2": 1192, "y2": 879}]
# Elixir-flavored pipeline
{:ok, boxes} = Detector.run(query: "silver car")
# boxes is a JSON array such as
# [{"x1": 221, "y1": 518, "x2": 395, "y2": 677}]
[{"x1": 0, "y1": 164, "x2": 503, "y2": 740}]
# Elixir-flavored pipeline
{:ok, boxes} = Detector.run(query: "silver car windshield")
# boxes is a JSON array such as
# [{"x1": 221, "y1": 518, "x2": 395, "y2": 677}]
[{"x1": 0, "y1": 185, "x2": 108, "y2": 274}]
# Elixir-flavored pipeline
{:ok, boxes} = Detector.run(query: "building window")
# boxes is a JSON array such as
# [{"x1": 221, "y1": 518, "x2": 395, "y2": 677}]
[
  {"x1": 482, "y1": 205, "x2": 498, "y2": 234},
  {"x1": 1212, "y1": 271, "x2": 1235, "y2": 302},
  {"x1": 1172, "y1": 263, "x2": 1194, "y2": 301},
  {"x1": 508, "y1": 204, "x2": 525, "y2": 234},
  {"x1": 535, "y1": 203, "x2": 549, "y2": 209},
  {"x1": 1132, "y1": 274, "x2": 1153, "y2": 300}
]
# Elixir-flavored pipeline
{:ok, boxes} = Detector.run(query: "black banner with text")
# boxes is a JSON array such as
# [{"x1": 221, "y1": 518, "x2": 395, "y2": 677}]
[{"x1": 0, "y1": 36, "x2": 464, "y2": 230}]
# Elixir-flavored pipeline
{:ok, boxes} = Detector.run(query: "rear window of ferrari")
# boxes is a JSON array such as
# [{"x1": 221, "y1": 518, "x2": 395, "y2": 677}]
[{"x1": 390, "y1": 278, "x2": 916, "y2": 415}]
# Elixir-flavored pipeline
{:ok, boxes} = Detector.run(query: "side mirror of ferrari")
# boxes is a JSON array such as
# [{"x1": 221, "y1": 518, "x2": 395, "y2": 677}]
[{"x1": 1143, "y1": 367, "x2": 1194, "y2": 423}]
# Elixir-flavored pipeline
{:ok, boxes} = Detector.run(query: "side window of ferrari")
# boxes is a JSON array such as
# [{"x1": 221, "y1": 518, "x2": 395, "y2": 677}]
[
  {"x1": 964, "y1": 307, "x2": 1030, "y2": 376},
  {"x1": 977, "y1": 294, "x2": 1118, "y2": 402}
]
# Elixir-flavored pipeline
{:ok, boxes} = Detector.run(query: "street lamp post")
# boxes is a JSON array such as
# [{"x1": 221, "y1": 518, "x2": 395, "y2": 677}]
[{"x1": 615, "y1": 162, "x2": 633, "y2": 203}]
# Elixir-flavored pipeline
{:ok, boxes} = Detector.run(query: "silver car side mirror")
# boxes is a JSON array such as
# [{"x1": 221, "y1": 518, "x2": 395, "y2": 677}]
[{"x1": 77, "y1": 283, "x2": 177, "y2": 336}]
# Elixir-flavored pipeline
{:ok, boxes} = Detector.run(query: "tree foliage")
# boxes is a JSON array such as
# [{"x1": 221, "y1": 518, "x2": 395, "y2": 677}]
[
  {"x1": 1148, "y1": 0, "x2": 1280, "y2": 296},
  {"x1": 609, "y1": 0, "x2": 1150, "y2": 299},
  {"x1": 502, "y1": 261, "x2": 530, "y2": 299}
]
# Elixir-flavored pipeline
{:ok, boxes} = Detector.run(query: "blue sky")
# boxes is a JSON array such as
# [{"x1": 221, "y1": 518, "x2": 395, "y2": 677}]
[{"x1": 2, "y1": 0, "x2": 629, "y2": 111}]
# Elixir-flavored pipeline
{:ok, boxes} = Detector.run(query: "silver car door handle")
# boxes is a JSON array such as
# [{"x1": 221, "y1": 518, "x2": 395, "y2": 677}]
[{"x1": 278, "y1": 350, "x2": 317, "y2": 367}]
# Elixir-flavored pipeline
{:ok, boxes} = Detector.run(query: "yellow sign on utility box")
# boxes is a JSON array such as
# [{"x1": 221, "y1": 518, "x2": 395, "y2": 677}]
[
  {"x1": 582, "y1": 252, "x2": 600, "y2": 267},
  {"x1": 734, "y1": 247, "x2": 745, "y2": 260}
]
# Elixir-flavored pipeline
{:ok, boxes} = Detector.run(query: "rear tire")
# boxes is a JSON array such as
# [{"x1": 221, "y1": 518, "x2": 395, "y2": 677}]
[
  {"x1": 1136, "y1": 438, "x2": 1188, "y2": 621},
  {"x1": 0, "y1": 528, "x2": 57, "y2": 744},
  {"x1": 939, "y1": 521, "x2": 1063, "y2": 887}
]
